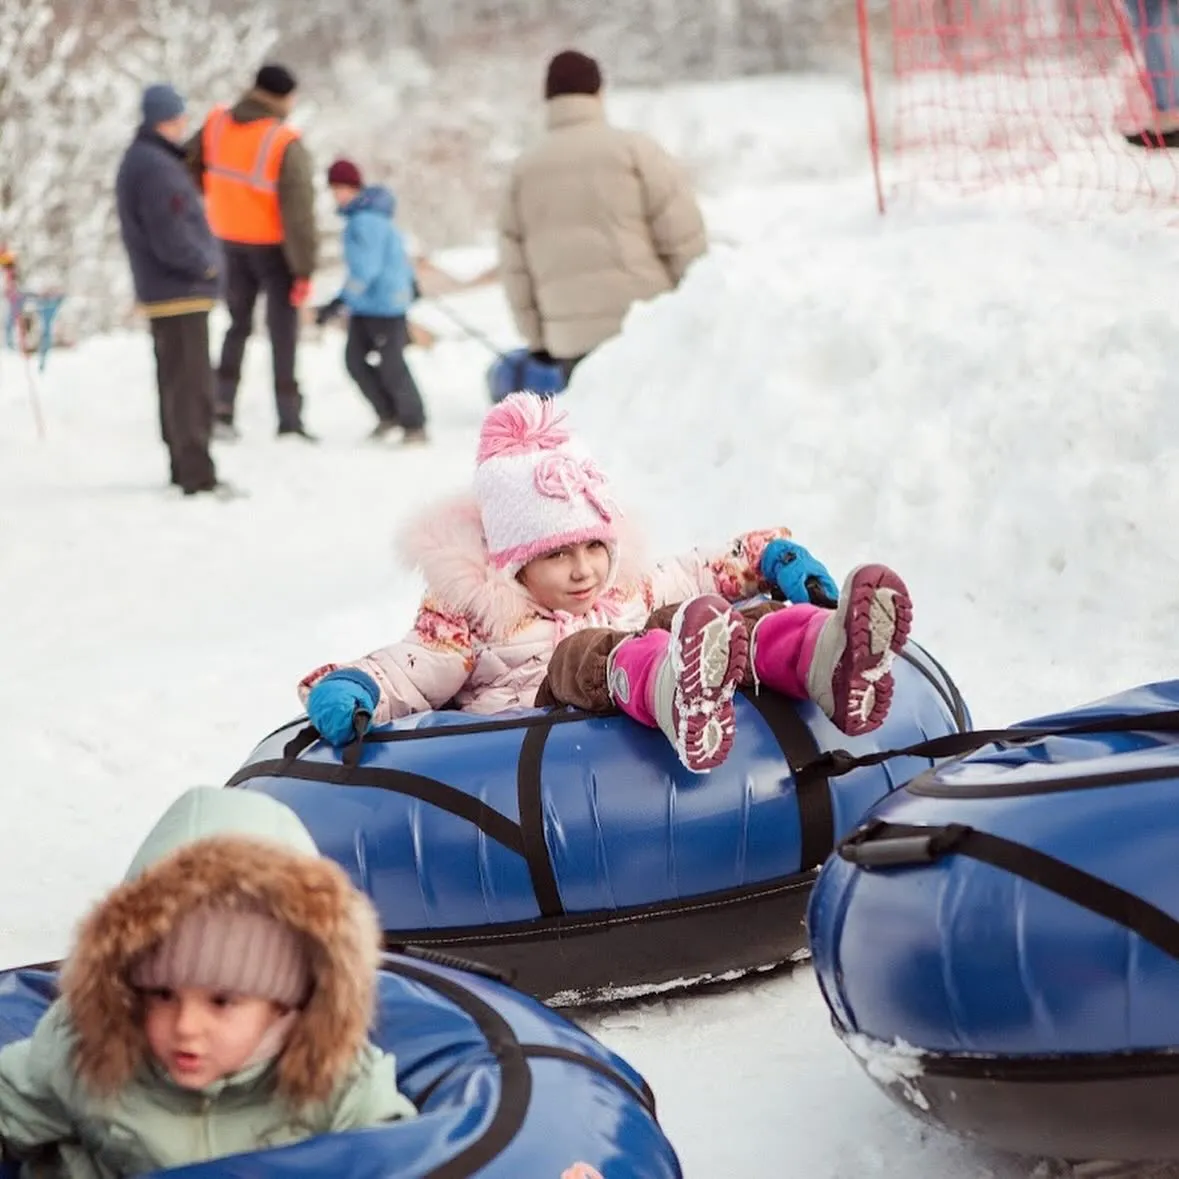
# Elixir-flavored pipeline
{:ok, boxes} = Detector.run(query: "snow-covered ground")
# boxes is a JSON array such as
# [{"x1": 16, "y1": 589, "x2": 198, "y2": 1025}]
[{"x1": 4, "y1": 70, "x2": 1179, "y2": 1177}]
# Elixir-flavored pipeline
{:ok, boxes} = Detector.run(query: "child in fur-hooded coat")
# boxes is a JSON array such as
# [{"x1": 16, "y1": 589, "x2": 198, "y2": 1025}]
[
  {"x1": 299, "y1": 393, "x2": 914, "y2": 773},
  {"x1": 0, "y1": 787, "x2": 414, "y2": 1178}
]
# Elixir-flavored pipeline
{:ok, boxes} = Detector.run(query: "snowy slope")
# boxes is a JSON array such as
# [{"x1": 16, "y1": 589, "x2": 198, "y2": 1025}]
[
  {"x1": 4, "y1": 70, "x2": 1179, "y2": 1179},
  {"x1": 568, "y1": 204, "x2": 1179, "y2": 726}
]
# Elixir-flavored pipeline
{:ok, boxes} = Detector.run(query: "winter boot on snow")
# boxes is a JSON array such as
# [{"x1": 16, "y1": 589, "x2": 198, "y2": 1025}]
[
  {"x1": 607, "y1": 595, "x2": 749, "y2": 772},
  {"x1": 367, "y1": 419, "x2": 400, "y2": 441},
  {"x1": 212, "y1": 416, "x2": 240, "y2": 443},
  {"x1": 179, "y1": 480, "x2": 250, "y2": 502},
  {"x1": 791, "y1": 564, "x2": 912, "y2": 736}
]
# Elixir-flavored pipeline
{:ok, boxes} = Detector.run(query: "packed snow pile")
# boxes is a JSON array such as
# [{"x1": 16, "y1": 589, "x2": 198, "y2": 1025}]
[{"x1": 565, "y1": 207, "x2": 1179, "y2": 723}]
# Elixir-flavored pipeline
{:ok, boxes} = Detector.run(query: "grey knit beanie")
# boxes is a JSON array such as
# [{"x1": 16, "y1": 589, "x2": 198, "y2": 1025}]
[
  {"x1": 141, "y1": 83, "x2": 186, "y2": 127},
  {"x1": 130, "y1": 906, "x2": 311, "y2": 1009}
]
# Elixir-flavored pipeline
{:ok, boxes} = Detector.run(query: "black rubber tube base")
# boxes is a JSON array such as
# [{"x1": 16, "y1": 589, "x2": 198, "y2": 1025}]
[
  {"x1": 843, "y1": 1031, "x2": 1179, "y2": 1165},
  {"x1": 386, "y1": 872, "x2": 817, "y2": 1006}
]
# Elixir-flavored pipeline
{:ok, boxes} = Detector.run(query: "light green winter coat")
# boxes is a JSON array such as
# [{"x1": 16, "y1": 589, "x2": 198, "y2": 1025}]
[{"x1": 0, "y1": 787, "x2": 416, "y2": 1178}]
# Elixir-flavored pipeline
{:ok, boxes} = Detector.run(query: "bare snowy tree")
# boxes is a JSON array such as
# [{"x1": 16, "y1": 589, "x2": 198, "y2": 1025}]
[
  {"x1": 0, "y1": 0, "x2": 277, "y2": 336},
  {"x1": 273, "y1": 0, "x2": 838, "y2": 84},
  {"x1": 108, "y1": 0, "x2": 278, "y2": 118},
  {"x1": 2, "y1": 0, "x2": 851, "y2": 341},
  {"x1": 0, "y1": 2, "x2": 102, "y2": 318}
]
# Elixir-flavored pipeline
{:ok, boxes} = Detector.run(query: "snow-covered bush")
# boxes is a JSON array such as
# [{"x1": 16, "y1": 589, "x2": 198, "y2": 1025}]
[
  {"x1": 5, "y1": 0, "x2": 854, "y2": 340},
  {"x1": 0, "y1": 0, "x2": 278, "y2": 337}
]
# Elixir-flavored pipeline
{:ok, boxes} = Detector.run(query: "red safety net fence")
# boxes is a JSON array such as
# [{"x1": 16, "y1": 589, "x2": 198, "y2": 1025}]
[{"x1": 857, "y1": 0, "x2": 1179, "y2": 214}]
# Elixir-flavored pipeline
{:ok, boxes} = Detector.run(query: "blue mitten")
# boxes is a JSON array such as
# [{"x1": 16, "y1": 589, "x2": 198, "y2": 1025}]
[
  {"x1": 306, "y1": 668, "x2": 381, "y2": 746},
  {"x1": 760, "y1": 539, "x2": 840, "y2": 606}
]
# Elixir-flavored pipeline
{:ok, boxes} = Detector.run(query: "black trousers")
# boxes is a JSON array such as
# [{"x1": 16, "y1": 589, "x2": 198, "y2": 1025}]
[
  {"x1": 215, "y1": 242, "x2": 303, "y2": 431},
  {"x1": 344, "y1": 314, "x2": 426, "y2": 430},
  {"x1": 150, "y1": 313, "x2": 217, "y2": 494}
]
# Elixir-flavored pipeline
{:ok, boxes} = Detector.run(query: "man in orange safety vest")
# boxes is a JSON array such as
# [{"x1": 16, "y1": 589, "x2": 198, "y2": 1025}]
[{"x1": 188, "y1": 63, "x2": 318, "y2": 441}]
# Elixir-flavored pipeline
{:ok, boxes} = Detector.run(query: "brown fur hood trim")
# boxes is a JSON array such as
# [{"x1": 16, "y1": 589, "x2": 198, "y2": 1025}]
[
  {"x1": 60, "y1": 835, "x2": 380, "y2": 1107},
  {"x1": 395, "y1": 491, "x2": 650, "y2": 642}
]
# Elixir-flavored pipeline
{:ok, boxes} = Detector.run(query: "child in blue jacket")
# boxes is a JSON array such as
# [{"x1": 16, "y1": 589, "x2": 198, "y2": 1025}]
[{"x1": 316, "y1": 159, "x2": 428, "y2": 443}]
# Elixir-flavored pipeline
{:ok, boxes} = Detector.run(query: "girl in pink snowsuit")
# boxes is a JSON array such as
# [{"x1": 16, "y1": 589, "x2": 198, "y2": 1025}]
[{"x1": 299, "y1": 393, "x2": 913, "y2": 772}]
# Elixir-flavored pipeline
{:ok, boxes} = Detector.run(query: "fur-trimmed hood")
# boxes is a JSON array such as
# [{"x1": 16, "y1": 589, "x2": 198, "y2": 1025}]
[
  {"x1": 395, "y1": 491, "x2": 650, "y2": 642},
  {"x1": 60, "y1": 788, "x2": 380, "y2": 1108}
]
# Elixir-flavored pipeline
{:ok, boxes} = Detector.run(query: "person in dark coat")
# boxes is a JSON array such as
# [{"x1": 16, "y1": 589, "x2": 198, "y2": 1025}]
[{"x1": 115, "y1": 84, "x2": 239, "y2": 499}]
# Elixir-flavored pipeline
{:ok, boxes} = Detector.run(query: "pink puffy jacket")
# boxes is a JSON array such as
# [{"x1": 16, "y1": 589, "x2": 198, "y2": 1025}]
[{"x1": 298, "y1": 495, "x2": 791, "y2": 720}]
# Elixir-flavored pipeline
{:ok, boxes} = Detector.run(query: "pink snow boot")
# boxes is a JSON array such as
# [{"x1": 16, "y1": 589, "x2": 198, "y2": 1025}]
[
  {"x1": 607, "y1": 595, "x2": 749, "y2": 772},
  {"x1": 750, "y1": 565, "x2": 912, "y2": 736},
  {"x1": 806, "y1": 564, "x2": 912, "y2": 735}
]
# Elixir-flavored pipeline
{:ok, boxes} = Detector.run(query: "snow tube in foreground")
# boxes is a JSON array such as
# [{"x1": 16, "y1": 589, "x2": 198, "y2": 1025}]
[
  {"x1": 227, "y1": 640, "x2": 967, "y2": 1005},
  {"x1": 0, "y1": 951, "x2": 679, "y2": 1179},
  {"x1": 808, "y1": 679, "x2": 1179, "y2": 1164}
]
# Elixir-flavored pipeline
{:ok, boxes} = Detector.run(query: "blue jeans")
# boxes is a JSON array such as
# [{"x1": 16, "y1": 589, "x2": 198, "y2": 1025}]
[{"x1": 1126, "y1": 0, "x2": 1179, "y2": 112}]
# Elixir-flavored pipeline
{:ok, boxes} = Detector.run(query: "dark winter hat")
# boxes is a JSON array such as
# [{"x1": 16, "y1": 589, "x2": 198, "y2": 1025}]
[
  {"x1": 327, "y1": 158, "x2": 363, "y2": 188},
  {"x1": 255, "y1": 63, "x2": 298, "y2": 97},
  {"x1": 142, "y1": 83, "x2": 186, "y2": 126},
  {"x1": 544, "y1": 50, "x2": 603, "y2": 100}
]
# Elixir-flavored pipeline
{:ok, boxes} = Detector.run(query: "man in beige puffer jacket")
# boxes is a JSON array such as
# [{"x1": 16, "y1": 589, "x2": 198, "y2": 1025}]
[{"x1": 497, "y1": 50, "x2": 707, "y2": 378}]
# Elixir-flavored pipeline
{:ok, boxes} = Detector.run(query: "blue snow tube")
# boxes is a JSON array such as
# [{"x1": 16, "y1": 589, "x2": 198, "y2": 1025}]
[
  {"x1": 228, "y1": 640, "x2": 966, "y2": 1004},
  {"x1": 808, "y1": 679, "x2": 1179, "y2": 1164},
  {"x1": 0, "y1": 951, "x2": 680, "y2": 1179},
  {"x1": 486, "y1": 348, "x2": 566, "y2": 404}
]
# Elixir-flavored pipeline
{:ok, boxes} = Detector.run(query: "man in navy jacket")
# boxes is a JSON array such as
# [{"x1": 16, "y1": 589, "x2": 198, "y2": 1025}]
[{"x1": 116, "y1": 84, "x2": 236, "y2": 498}]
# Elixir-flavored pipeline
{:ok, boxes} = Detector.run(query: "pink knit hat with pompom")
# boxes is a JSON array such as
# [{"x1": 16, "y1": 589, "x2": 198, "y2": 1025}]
[{"x1": 474, "y1": 393, "x2": 618, "y2": 580}]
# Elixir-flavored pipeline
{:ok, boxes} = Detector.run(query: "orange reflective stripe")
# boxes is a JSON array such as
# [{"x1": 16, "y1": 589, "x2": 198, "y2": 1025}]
[
  {"x1": 206, "y1": 118, "x2": 286, "y2": 193},
  {"x1": 202, "y1": 106, "x2": 230, "y2": 156},
  {"x1": 205, "y1": 124, "x2": 287, "y2": 193},
  {"x1": 260, "y1": 123, "x2": 298, "y2": 183},
  {"x1": 202, "y1": 111, "x2": 298, "y2": 244}
]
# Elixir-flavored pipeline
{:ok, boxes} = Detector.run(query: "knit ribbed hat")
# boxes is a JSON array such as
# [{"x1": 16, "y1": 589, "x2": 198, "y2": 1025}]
[
  {"x1": 142, "y1": 83, "x2": 185, "y2": 126},
  {"x1": 327, "y1": 158, "x2": 363, "y2": 188},
  {"x1": 474, "y1": 393, "x2": 617, "y2": 580},
  {"x1": 130, "y1": 905, "x2": 310, "y2": 1009}
]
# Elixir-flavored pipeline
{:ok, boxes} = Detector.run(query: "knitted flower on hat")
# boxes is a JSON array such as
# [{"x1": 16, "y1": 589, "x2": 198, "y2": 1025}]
[{"x1": 474, "y1": 393, "x2": 618, "y2": 579}]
